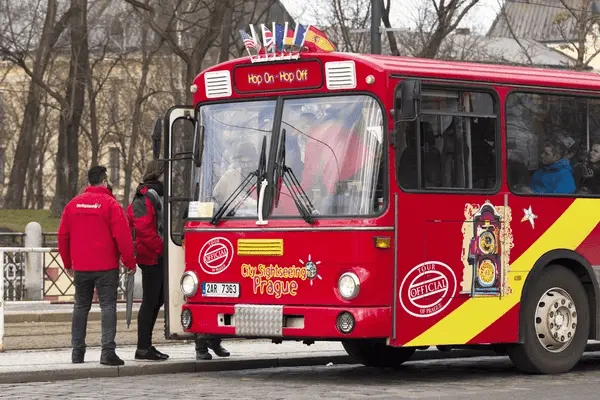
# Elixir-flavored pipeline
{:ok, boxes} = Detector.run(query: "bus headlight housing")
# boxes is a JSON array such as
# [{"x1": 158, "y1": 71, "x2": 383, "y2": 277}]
[
  {"x1": 181, "y1": 271, "x2": 198, "y2": 297},
  {"x1": 338, "y1": 272, "x2": 360, "y2": 300}
]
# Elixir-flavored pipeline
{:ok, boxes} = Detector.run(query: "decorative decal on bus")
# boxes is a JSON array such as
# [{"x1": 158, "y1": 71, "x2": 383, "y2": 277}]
[
  {"x1": 521, "y1": 205, "x2": 538, "y2": 229},
  {"x1": 461, "y1": 201, "x2": 514, "y2": 297},
  {"x1": 399, "y1": 261, "x2": 457, "y2": 318},
  {"x1": 241, "y1": 263, "x2": 308, "y2": 298},
  {"x1": 198, "y1": 237, "x2": 234, "y2": 275},
  {"x1": 298, "y1": 254, "x2": 322, "y2": 286}
]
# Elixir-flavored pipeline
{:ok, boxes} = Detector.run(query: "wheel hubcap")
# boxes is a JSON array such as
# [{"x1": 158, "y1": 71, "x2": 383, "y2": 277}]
[{"x1": 535, "y1": 287, "x2": 577, "y2": 353}]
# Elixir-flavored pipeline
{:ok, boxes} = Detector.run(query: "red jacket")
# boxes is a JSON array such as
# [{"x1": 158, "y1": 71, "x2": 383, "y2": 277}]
[
  {"x1": 58, "y1": 186, "x2": 136, "y2": 272},
  {"x1": 126, "y1": 182, "x2": 164, "y2": 266}
]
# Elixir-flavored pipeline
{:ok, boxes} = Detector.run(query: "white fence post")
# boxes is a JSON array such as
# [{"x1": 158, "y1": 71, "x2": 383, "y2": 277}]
[
  {"x1": 1, "y1": 250, "x2": 5, "y2": 352},
  {"x1": 24, "y1": 222, "x2": 43, "y2": 301}
]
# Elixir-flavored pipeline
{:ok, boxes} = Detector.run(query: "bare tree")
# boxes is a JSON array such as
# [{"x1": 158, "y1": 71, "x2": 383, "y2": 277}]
[
  {"x1": 553, "y1": 0, "x2": 600, "y2": 70},
  {"x1": 51, "y1": 0, "x2": 90, "y2": 216},
  {"x1": 0, "y1": 0, "x2": 72, "y2": 209}
]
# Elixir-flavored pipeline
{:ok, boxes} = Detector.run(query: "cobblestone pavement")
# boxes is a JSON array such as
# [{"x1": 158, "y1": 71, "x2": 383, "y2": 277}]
[{"x1": 4, "y1": 353, "x2": 600, "y2": 400}]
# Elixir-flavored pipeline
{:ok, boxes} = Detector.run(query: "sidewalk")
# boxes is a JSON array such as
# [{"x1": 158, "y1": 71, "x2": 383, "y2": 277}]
[
  {"x1": 0, "y1": 338, "x2": 514, "y2": 385},
  {"x1": 0, "y1": 340, "x2": 353, "y2": 384}
]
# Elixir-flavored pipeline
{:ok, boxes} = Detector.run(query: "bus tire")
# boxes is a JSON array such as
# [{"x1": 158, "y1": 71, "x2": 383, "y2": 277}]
[
  {"x1": 507, "y1": 264, "x2": 589, "y2": 374},
  {"x1": 341, "y1": 339, "x2": 416, "y2": 368}
]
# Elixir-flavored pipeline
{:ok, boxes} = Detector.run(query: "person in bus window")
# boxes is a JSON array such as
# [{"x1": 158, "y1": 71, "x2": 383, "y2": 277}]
[
  {"x1": 212, "y1": 141, "x2": 258, "y2": 214},
  {"x1": 529, "y1": 140, "x2": 576, "y2": 194},
  {"x1": 578, "y1": 140, "x2": 600, "y2": 194}
]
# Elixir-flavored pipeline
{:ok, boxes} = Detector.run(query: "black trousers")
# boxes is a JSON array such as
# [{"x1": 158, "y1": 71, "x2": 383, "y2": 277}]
[
  {"x1": 72, "y1": 269, "x2": 119, "y2": 354},
  {"x1": 195, "y1": 337, "x2": 222, "y2": 352},
  {"x1": 137, "y1": 261, "x2": 164, "y2": 350}
]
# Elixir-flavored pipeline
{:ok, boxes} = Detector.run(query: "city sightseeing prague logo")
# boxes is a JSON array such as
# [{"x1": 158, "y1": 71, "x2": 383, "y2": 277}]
[
  {"x1": 399, "y1": 261, "x2": 457, "y2": 318},
  {"x1": 198, "y1": 237, "x2": 234, "y2": 275}
]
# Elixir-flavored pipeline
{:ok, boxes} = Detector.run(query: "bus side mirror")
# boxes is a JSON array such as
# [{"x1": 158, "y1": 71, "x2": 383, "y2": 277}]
[
  {"x1": 193, "y1": 124, "x2": 204, "y2": 168},
  {"x1": 395, "y1": 79, "x2": 421, "y2": 122},
  {"x1": 152, "y1": 118, "x2": 162, "y2": 160}
]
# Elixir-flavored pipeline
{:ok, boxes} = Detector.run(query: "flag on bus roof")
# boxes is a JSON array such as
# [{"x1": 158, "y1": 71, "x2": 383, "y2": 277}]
[
  {"x1": 262, "y1": 25, "x2": 275, "y2": 53},
  {"x1": 283, "y1": 22, "x2": 295, "y2": 50},
  {"x1": 274, "y1": 23, "x2": 286, "y2": 51},
  {"x1": 239, "y1": 29, "x2": 259, "y2": 57},
  {"x1": 303, "y1": 25, "x2": 335, "y2": 52},
  {"x1": 293, "y1": 24, "x2": 308, "y2": 49}
]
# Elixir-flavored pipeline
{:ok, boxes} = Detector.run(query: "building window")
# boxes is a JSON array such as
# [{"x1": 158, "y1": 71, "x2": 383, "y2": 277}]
[
  {"x1": 507, "y1": 92, "x2": 600, "y2": 196},
  {"x1": 109, "y1": 147, "x2": 120, "y2": 186},
  {"x1": 396, "y1": 88, "x2": 498, "y2": 191}
]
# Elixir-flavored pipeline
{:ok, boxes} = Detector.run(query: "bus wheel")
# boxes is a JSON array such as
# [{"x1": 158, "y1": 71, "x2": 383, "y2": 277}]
[
  {"x1": 507, "y1": 264, "x2": 589, "y2": 374},
  {"x1": 342, "y1": 339, "x2": 416, "y2": 368}
]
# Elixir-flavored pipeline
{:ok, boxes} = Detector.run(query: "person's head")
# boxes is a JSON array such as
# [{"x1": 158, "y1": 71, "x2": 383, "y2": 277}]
[
  {"x1": 589, "y1": 142, "x2": 600, "y2": 164},
  {"x1": 232, "y1": 142, "x2": 257, "y2": 175},
  {"x1": 540, "y1": 140, "x2": 567, "y2": 166},
  {"x1": 142, "y1": 160, "x2": 165, "y2": 183},
  {"x1": 88, "y1": 166, "x2": 110, "y2": 188}
]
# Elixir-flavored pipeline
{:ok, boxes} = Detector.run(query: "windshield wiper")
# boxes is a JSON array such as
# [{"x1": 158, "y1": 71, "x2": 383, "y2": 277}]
[
  {"x1": 275, "y1": 129, "x2": 317, "y2": 224},
  {"x1": 211, "y1": 137, "x2": 267, "y2": 225}
]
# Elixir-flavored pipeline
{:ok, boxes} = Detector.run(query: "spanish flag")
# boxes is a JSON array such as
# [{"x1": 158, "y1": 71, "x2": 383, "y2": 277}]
[{"x1": 303, "y1": 25, "x2": 335, "y2": 52}]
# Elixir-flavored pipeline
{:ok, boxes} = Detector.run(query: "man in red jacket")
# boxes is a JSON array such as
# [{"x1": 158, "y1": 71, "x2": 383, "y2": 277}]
[{"x1": 58, "y1": 166, "x2": 137, "y2": 366}]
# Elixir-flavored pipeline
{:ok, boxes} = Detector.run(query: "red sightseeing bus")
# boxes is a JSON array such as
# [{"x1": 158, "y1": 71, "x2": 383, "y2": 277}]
[{"x1": 155, "y1": 25, "x2": 600, "y2": 375}]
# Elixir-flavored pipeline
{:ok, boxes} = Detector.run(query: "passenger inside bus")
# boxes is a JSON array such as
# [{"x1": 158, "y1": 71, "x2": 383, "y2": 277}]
[
  {"x1": 529, "y1": 139, "x2": 576, "y2": 194},
  {"x1": 577, "y1": 141, "x2": 600, "y2": 194},
  {"x1": 212, "y1": 141, "x2": 258, "y2": 215},
  {"x1": 397, "y1": 120, "x2": 442, "y2": 189}
]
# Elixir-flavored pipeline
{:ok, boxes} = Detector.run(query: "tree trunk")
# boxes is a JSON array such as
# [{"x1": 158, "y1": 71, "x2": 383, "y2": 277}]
[
  {"x1": 3, "y1": 0, "x2": 67, "y2": 209},
  {"x1": 51, "y1": 0, "x2": 89, "y2": 216},
  {"x1": 219, "y1": 5, "x2": 234, "y2": 63}
]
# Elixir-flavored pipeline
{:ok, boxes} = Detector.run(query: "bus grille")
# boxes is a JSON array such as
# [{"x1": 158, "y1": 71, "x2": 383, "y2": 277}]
[{"x1": 237, "y1": 239, "x2": 283, "y2": 256}]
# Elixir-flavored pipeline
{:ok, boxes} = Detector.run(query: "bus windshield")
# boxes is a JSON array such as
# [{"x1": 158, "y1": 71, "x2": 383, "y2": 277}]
[
  {"x1": 193, "y1": 95, "x2": 385, "y2": 220},
  {"x1": 272, "y1": 95, "x2": 385, "y2": 217}
]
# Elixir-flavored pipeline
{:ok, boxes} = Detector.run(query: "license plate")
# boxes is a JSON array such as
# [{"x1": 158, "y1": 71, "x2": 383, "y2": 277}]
[{"x1": 202, "y1": 282, "x2": 240, "y2": 298}]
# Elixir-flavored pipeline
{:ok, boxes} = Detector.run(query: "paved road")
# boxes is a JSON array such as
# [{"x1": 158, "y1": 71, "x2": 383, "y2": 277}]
[{"x1": 5, "y1": 353, "x2": 600, "y2": 399}]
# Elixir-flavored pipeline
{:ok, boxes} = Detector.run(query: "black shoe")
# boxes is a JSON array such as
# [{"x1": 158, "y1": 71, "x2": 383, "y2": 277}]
[
  {"x1": 196, "y1": 350, "x2": 212, "y2": 360},
  {"x1": 151, "y1": 346, "x2": 169, "y2": 359},
  {"x1": 135, "y1": 348, "x2": 166, "y2": 361},
  {"x1": 72, "y1": 349, "x2": 85, "y2": 364},
  {"x1": 100, "y1": 352, "x2": 125, "y2": 366},
  {"x1": 209, "y1": 344, "x2": 230, "y2": 358}
]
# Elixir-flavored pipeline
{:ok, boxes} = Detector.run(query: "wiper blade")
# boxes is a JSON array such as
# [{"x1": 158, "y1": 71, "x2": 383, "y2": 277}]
[
  {"x1": 211, "y1": 136, "x2": 267, "y2": 225},
  {"x1": 275, "y1": 129, "x2": 317, "y2": 224},
  {"x1": 210, "y1": 171, "x2": 257, "y2": 225}
]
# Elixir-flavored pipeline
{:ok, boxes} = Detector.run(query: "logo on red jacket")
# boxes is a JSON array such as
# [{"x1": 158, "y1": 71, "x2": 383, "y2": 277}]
[
  {"x1": 198, "y1": 237, "x2": 234, "y2": 275},
  {"x1": 399, "y1": 261, "x2": 457, "y2": 318}
]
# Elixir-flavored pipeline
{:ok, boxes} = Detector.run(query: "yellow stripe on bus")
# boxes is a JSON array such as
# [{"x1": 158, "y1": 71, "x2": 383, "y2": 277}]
[{"x1": 404, "y1": 198, "x2": 600, "y2": 347}]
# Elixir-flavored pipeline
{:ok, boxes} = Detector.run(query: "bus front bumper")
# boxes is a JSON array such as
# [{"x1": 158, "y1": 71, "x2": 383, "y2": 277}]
[{"x1": 180, "y1": 304, "x2": 391, "y2": 339}]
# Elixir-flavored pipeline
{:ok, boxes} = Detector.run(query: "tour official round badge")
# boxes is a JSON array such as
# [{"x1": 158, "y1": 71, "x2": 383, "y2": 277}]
[
  {"x1": 198, "y1": 237, "x2": 234, "y2": 275},
  {"x1": 399, "y1": 261, "x2": 457, "y2": 318}
]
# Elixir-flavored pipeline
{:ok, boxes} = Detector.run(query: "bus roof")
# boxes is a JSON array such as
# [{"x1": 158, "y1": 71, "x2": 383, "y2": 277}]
[{"x1": 194, "y1": 51, "x2": 600, "y2": 97}]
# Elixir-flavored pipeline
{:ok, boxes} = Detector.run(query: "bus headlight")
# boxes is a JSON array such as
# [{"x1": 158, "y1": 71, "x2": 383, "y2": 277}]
[
  {"x1": 338, "y1": 272, "x2": 360, "y2": 300},
  {"x1": 180, "y1": 271, "x2": 198, "y2": 297}
]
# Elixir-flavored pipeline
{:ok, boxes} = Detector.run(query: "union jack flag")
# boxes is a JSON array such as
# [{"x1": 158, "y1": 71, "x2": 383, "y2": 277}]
[
  {"x1": 262, "y1": 25, "x2": 274, "y2": 52},
  {"x1": 239, "y1": 30, "x2": 255, "y2": 48}
]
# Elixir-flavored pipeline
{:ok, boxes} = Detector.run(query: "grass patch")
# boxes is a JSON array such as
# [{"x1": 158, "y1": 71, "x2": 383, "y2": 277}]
[{"x1": 0, "y1": 210, "x2": 60, "y2": 233}]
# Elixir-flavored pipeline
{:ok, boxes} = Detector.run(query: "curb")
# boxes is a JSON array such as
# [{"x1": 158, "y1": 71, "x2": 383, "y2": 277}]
[
  {"x1": 4, "y1": 344, "x2": 600, "y2": 384},
  {"x1": 4, "y1": 310, "x2": 164, "y2": 324},
  {"x1": 0, "y1": 349, "x2": 500, "y2": 384}
]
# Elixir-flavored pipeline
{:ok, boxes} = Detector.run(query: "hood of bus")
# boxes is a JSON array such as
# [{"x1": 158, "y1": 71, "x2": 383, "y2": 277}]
[{"x1": 182, "y1": 224, "x2": 393, "y2": 307}]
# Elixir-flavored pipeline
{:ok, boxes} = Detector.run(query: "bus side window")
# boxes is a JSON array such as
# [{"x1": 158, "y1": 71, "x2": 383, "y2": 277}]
[
  {"x1": 506, "y1": 92, "x2": 600, "y2": 196},
  {"x1": 396, "y1": 89, "x2": 497, "y2": 192}
]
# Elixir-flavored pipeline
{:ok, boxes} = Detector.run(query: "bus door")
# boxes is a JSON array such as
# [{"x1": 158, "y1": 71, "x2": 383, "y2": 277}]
[
  {"x1": 393, "y1": 80, "x2": 506, "y2": 346},
  {"x1": 163, "y1": 106, "x2": 196, "y2": 339}
]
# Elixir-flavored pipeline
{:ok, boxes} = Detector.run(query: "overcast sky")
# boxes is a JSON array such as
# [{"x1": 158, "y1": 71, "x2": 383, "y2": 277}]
[{"x1": 279, "y1": 0, "x2": 502, "y2": 35}]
